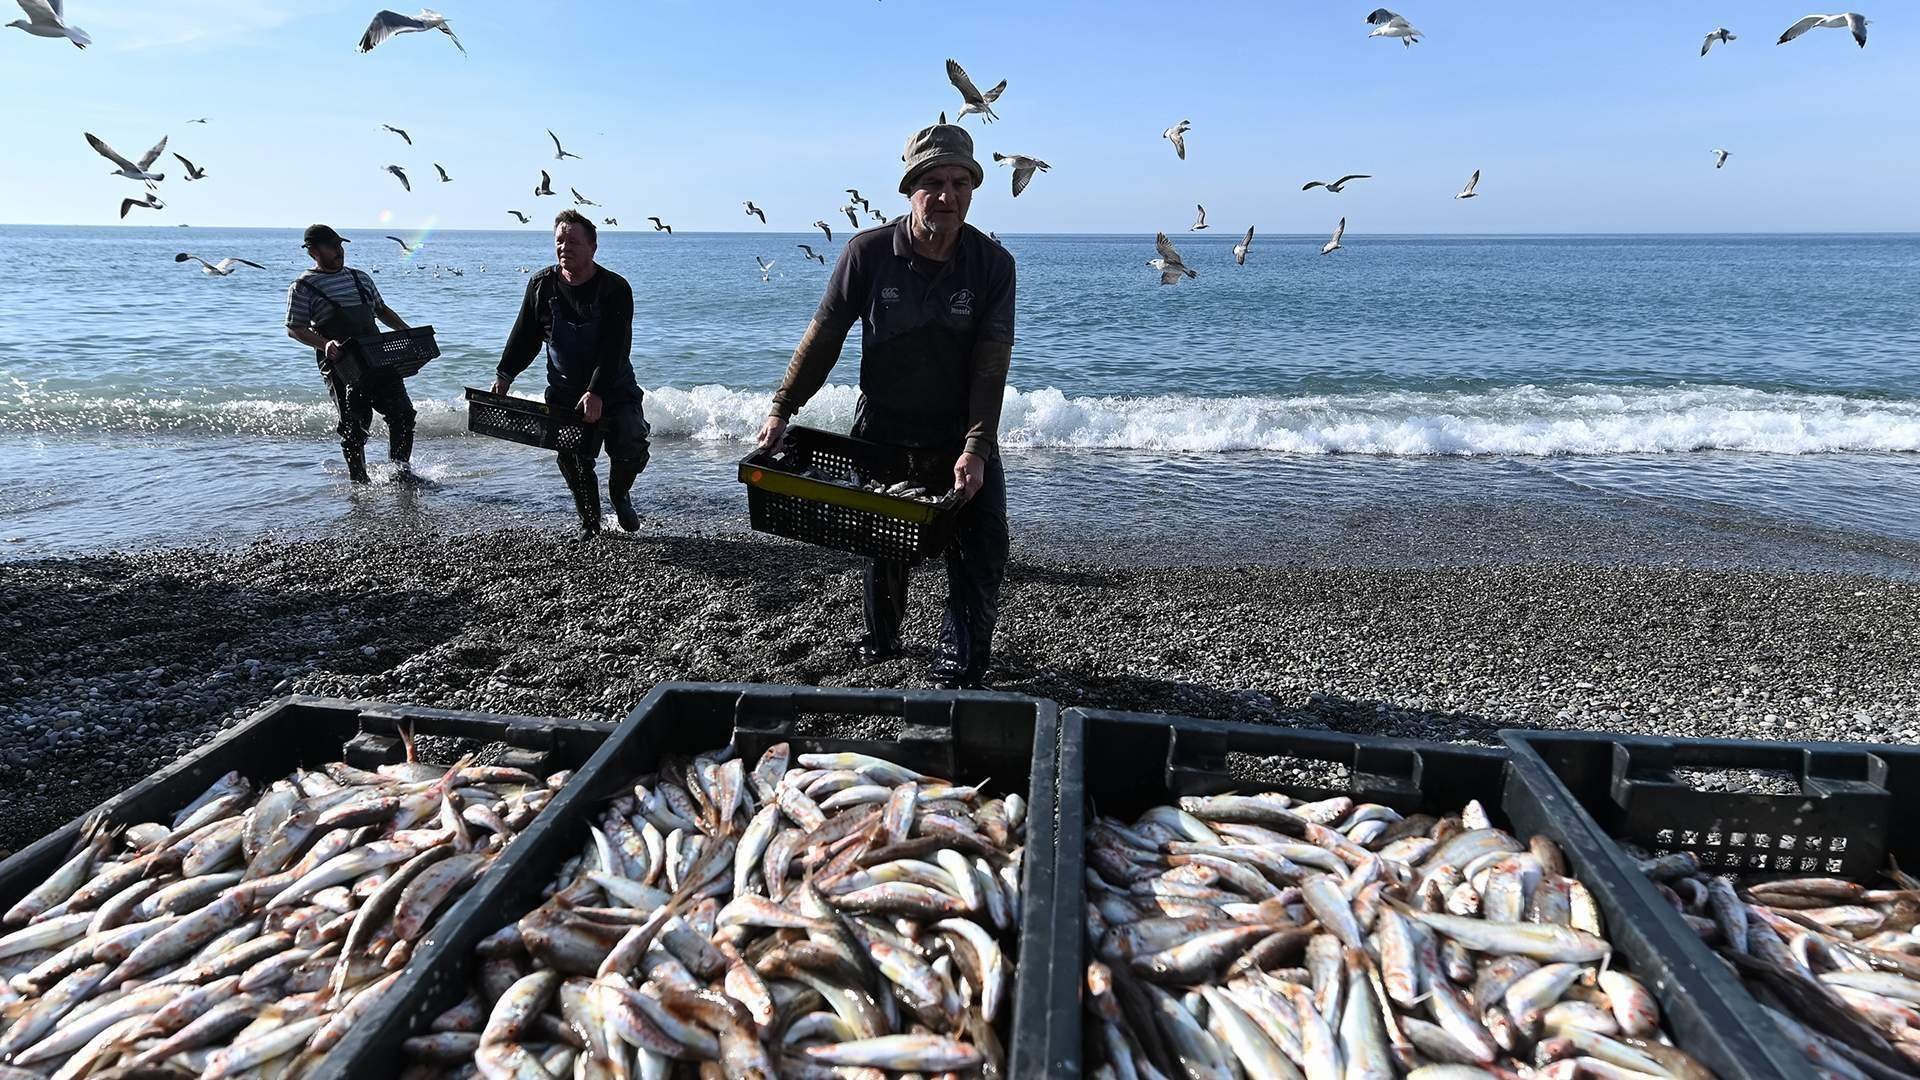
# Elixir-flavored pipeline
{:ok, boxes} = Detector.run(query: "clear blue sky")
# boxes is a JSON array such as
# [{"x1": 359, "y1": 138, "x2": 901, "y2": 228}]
[{"x1": 3, "y1": 1, "x2": 1914, "y2": 234}]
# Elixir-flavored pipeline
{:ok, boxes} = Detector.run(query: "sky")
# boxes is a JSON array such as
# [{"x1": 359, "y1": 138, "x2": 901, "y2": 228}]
[{"x1": 2, "y1": 1, "x2": 1916, "y2": 235}]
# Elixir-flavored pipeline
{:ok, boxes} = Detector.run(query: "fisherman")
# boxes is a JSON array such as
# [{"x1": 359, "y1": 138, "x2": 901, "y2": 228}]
[
  {"x1": 285, "y1": 224, "x2": 418, "y2": 484},
  {"x1": 757, "y1": 122, "x2": 1015, "y2": 689},
  {"x1": 492, "y1": 209, "x2": 649, "y2": 539}
]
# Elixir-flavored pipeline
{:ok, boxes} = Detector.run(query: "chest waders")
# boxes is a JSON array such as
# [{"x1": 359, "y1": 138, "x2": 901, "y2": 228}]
[
  {"x1": 306, "y1": 272, "x2": 416, "y2": 484},
  {"x1": 543, "y1": 293, "x2": 649, "y2": 538}
]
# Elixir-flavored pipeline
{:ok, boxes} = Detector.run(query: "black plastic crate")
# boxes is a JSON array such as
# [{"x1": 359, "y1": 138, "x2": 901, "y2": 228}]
[
  {"x1": 1504, "y1": 729, "x2": 1920, "y2": 1080},
  {"x1": 1051, "y1": 708, "x2": 1799, "y2": 1080},
  {"x1": 335, "y1": 325, "x2": 440, "y2": 384},
  {"x1": 739, "y1": 425, "x2": 966, "y2": 563},
  {"x1": 320, "y1": 681, "x2": 1063, "y2": 1080},
  {"x1": 0, "y1": 695, "x2": 610, "y2": 925},
  {"x1": 464, "y1": 386, "x2": 587, "y2": 452}
]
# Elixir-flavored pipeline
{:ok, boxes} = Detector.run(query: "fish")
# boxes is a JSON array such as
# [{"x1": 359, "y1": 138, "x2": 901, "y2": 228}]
[
  {"x1": 1083, "y1": 792, "x2": 1703, "y2": 1079},
  {"x1": 404, "y1": 741, "x2": 1023, "y2": 1076}
]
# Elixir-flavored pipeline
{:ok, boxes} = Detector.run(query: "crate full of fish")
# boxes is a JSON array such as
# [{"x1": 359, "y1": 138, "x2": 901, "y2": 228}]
[
  {"x1": 738, "y1": 425, "x2": 967, "y2": 564},
  {"x1": 1053, "y1": 707, "x2": 1787, "y2": 1080},
  {"x1": 0, "y1": 695, "x2": 614, "y2": 1079},
  {"x1": 465, "y1": 387, "x2": 588, "y2": 453},
  {"x1": 1505, "y1": 729, "x2": 1920, "y2": 1080},
  {"x1": 325, "y1": 680, "x2": 1064, "y2": 1079}
]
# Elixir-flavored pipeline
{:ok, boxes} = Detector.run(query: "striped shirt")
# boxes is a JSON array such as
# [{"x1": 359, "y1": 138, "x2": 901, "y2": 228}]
[{"x1": 285, "y1": 268, "x2": 382, "y2": 331}]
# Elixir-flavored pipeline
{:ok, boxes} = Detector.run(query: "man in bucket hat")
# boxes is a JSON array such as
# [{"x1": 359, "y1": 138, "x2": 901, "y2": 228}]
[{"x1": 758, "y1": 121, "x2": 1016, "y2": 689}]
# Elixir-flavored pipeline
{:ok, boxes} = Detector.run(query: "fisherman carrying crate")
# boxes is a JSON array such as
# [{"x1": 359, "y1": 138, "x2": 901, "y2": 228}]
[{"x1": 757, "y1": 122, "x2": 1016, "y2": 689}]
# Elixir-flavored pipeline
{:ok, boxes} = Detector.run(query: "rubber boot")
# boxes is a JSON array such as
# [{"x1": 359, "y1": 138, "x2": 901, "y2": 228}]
[
  {"x1": 557, "y1": 454, "x2": 601, "y2": 540},
  {"x1": 343, "y1": 442, "x2": 371, "y2": 485},
  {"x1": 608, "y1": 460, "x2": 642, "y2": 532},
  {"x1": 389, "y1": 417, "x2": 419, "y2": 483}
]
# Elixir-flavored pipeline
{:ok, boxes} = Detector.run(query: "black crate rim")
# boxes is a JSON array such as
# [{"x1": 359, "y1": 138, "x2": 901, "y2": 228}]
[{"x1": 738, "y1": 425, "x2": 967, "y2": 564}]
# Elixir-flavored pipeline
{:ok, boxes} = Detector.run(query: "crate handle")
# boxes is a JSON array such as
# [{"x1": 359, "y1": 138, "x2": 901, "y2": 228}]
[
  {"x1": 1165, "y1": 727, "x2": 1427, "y2": 798},
  {"x1": 730, "y1": 687, "x2": 959, "y2": 737},
  {"x1": 1609, "y1": 741, "x2": 1891, "y2": 805}
]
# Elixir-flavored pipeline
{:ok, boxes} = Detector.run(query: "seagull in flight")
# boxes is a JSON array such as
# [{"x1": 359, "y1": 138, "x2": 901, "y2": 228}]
[
  {"x1": 386, "y1": 164, "x2": 411, "y2": 192},
  {"x1": 1233, "y1": 226, "x2": 1255, "y2": 266},
  {"x1": 1366, "y1": 8, "x2": 1422, "y2": 45},
  {"x1": 755, "y1": 255, "x2": 777, "y2": 281},
  {"x1": 812, "y1": 220, "x2": 832, "y2": 242},
  {"x1": 358, "y1": 9, "x2": 465, "y2": 55},
  {"x1": 507, "y1": 210, "x2": 530, "y2": 223},
  {"x1": 839, "y1": 205, "x2": 860, "y2": 229},
  {"x1": 1148, "y1": 232, "x2": 1196, "y2": 285},
  {"x1": 1712, "y1": 148, "x2": 1731, "y2": 168},
  {"x1": 1454, "y1": 168, "x2": 1480, "y2": 199},
  {"x1": 186, "y1": 117, "x2": 209, "y2": 124},
  {"x1": 869, "y1": 209, "x2": 887, "y2": 223},
  {"x1": 548, "y1": 129, "x2": 581, "y2": 160},
  {"x1": 993, "y1": 152, "x2": 1050, "y2": 197},
  {"x1": 1189, "y1": 204, "x2": 1208, "y2": 231},
  {"x1": 648, "y1": 216, "x2": 672, "y2": 234},
  {"x1": 743, "y1": 201, "x2": 767, "y2": 224},
  {"x1": 945, "y1": 58, "x2": 1006, "y2": 123},
  {"x1": 86, "y1": 133, "x2": 167, "y2": 187},
  {"x1": 433, "y1": 163, "x2": 451, "y2": 182},
  {"x1": 1321, "y1": 217, "x2": 1346, "y2": 256},
  {"x1": 382, "y1": 124, "x2": 412, "y2": 145},
  {"x1": 174, "y1": 252, "x2": 264, "y2": 276},
  {"x1": 1701, "y1": 27, "x2": 1736, "y2": 55},
  {"x1": 1777, "y1": 12, "x2": 1867, "y2": 47},
  {"x1": 570, "y1": 187, "x2": 598, "y2": 207},
  {"x1": 534, "y1": 170, "x2": 554, "y2": 197},
  {"x1": 1163, "y1": 120, "x2": 1190, "y2": 160},
  {"x1": 173, "y1": 153, "x2": 208, "y2": 181},
  {"x1": 1302, "y1": 174, "x2": 1370, "y2": 193},
  {"x1": 119, "y1": 193, "x2": 165, "y2": 219},
  {"x1": 385, "y1": 235, "x2": 414, "y2": 254},
  {"x1": 845, "y1": 189, "x2": 870, "y2": 211},
  {"x1": 797, "y1": 244, "x2": 826, "y2": 264},
  {"x1": 603, "y1": 217, "x2": 618, "y2": 227},
  {"x1": 8, "y1": 0, "x2": 91, "y2": 48}
]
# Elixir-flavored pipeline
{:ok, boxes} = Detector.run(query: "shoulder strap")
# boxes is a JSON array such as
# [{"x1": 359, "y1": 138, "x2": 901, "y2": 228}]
[{"x1": 347, "y1": 269, "x2": 375, "y2": 307}]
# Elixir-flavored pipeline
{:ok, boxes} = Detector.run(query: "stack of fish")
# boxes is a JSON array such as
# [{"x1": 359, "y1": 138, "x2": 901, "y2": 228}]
[
  {"x1": 1640, "y1": 849, "x2": 1920, "y2": 1078},
  {"x1": 0, "y1": 739, "x2": 567, "y2": 1078},
  {"x1": 402, "y1": 742, "x2": 1025, "y2": 1078},
  {"x1": 1083, "y1": 793, "x2": 1712, "y2": 1079}
]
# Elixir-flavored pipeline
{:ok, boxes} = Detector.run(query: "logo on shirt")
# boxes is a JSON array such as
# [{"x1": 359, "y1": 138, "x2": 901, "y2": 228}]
[
  {"x1": 880, "y1": 286, "x2": 901, "y2": 304},
  {"x1": 948, "y1": 289, "x2": 974, "y2": 317}
]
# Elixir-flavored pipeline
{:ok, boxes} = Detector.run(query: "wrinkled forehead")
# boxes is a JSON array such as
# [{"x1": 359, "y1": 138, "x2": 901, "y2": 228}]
[
  {"x1": 914, "y1": 165, "x2": 976, "y2": 189},
  {"x1": 554, "y1": 224, "x2": 595, "y2": 244}
]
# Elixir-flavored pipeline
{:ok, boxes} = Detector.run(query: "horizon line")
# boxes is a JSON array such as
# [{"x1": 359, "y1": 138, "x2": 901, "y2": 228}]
[{"x1": 5, "y1": 223, "x2": 1920, "y2": 238}]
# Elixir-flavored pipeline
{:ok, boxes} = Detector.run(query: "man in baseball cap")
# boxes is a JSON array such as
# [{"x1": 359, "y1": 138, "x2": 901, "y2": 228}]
[
  {"x1": 757, "y1": 122, "x2": 1016, "y2": 689},
  {"x1": 285, "y1": 225, "x2": 418, "y2": 485}
]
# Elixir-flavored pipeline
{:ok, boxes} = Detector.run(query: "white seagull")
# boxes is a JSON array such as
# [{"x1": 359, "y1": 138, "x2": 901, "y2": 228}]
[
  {"x1": 812, "y1": 220, "x2": 832, "y2": 242},
  {"x1": 570, "y1": 187, "x2": 598, "y2": 207},
  {"x1": 1163, "y1": 119, "x2": 1190, "y2": 160},
  {"x1": 433, "y1": 163, "x2": 451, "y2": 182},
  {"x1": 839, "y1": 205, "x2": 860, "y2": 229},
  {"x1": 1303, "y1": 174, "x2": 1371, "y2": 193},
  {"x1": 755, "y1": 255, "x2": 777, "y2": 281},
  {"x1": 1701, "y1": 27, "x2": 1736, "y2": 55},
  {"x1": 1148, "y1": 232, "x2": 1196, "y2": 285},
  {"x1": 945, "y1": 58, "x2": 1006, "y2": 123},
  {"x1": 993, "y1": 152, "x2": 1050, "y2": 197},
  {"x1": 385, "y1": 235, "x2": 414, "y2": 254},
  {"x1": 1233, "y1": 226, "x2": 1254, "y2": 266},
  {"x1": 174, "y1": 252, "x2": 264, "y2": 276},
  {"x1": 1712, "y1": 148, "x2": 1731, "y2": 169},
  {"x1": 1366, "y1": 8, "x2": 1422, "y2": 46},
  {"x1": 173, "y1": 153, "x2": 208, "y2": 181},
  {"x1": 119, "y1": 193, "x2": 165, "y2": 219},
  {"x1": 1454, "y1": 168, "x2": 1481, "y2": 199},
  {"x1": 357, "y1": 9, "x2": 465, "y2": 55},
  {"x1": 797, "y1": 244, "x2": 826, "y2": 264},
  {"x1": 1778, "y1": 12, "x2": 1867, "y2": 47},
  {"x1": 548, "y1": 130, "x2": 581, "y2": 161},
  {"x1": 1321, "y1": 217, "x2": 1346, "y2": 256},
  {"x1": 9, "y1": 0, "x2": 89, "y2": 47},
  {"x1": 386, "y1": 164, "x2": 411, "y2": 192},
  {"x1": 382, "y1": 123, "x2": 412, "y2": 146},
  {"x1": 744, "y1": 201, "x2": 767, "y2": 224},
  {"x1": 534, "y1": 170, "x2": 554, "y2": 197},
  {"x1": 1189, "y1": 204, "x2": 1209, "y2": 231},
  {"x1": 507, "y1": 210, "x2": 530, "y2": 223},
  {"x1": 86, "y1": 133, "x2": 167, "y2": 187}
]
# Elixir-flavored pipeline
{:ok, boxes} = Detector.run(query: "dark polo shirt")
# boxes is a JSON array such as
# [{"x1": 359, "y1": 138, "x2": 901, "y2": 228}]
[{"x1": 779, "y1": 217, "x2": 1015, "y2": 453}]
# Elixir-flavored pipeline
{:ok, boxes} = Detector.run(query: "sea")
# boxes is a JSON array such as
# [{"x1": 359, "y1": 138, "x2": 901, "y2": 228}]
[{"x1": 4, "y1": 225, "x2": 1919, "y2": 571}]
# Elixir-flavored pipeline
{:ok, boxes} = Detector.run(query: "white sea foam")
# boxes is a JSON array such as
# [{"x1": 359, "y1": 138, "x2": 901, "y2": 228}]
[{"x1": 6, "y1": 382, "x2": 1920, "y2": 457}]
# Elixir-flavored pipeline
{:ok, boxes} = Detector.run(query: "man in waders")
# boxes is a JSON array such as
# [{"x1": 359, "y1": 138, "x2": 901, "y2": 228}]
[
  {"x1": 493, "y1": 209, "x2": 649, "y2": 540},
  {"x1": 757, "y1": 122, "x2": 1015, "y2": 689},
  {"x1": 285, "y1": 224, "x2": 418, "y2": 484}
]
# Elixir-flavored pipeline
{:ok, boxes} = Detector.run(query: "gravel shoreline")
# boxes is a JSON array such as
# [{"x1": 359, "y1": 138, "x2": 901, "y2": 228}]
[{"x1": 5, "y1": 526, "x2": 1920, "y2": 853}]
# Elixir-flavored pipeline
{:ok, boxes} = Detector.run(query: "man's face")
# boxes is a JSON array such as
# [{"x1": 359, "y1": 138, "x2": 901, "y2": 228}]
[
  {"x1": 555, "y1": 224, "x2": 595, "y2": 277},
  {"x1": 909, "y1": 166, "x2": 974, "y2": 235},
  {"x1": 307, "y1": 241, "x2": 344, "y2": 271}
]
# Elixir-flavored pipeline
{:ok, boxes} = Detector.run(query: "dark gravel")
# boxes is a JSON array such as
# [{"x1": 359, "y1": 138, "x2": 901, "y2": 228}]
[{"x1": 4, "y1": 527, "x2": 1920, "y2": 854}]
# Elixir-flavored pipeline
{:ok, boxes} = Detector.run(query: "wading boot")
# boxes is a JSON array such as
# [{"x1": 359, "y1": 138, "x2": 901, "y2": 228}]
[
  {"x1": 390, "y1": 421, "x2": 421, "y2": 484},
  {"x1": 343, "y1": 443, "x2": 371, "y2": 485},
  {"x1": 608, "y1": 461, "x2": 642, "y2": 532},
  {"x1": 557, "y1": 455, "x2": 601, "y2": 541}
]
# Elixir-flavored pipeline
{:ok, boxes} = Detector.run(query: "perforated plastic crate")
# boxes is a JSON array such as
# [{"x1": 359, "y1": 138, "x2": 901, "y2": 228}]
[
  {"x1": 464, "y1": 386, "x2": 587, "y2": 452},
  {"x1": 335, "y1": 325, "x2": 439, "y2": 384},
  {"x1": 739, "y1": 425, "x2": 966, "y2": 563}
]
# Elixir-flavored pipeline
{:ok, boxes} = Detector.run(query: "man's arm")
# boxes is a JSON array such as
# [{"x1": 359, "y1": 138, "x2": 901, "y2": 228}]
[
  {"x1": 769, "y1": 317, "x2": 855, "y2": 420},
  {"x1": 492, "y1": 278, "x2": 544, "y2": 392},
  {"x1": 374, "y1": 303, "x2": 410, "y2": 330},
  {"x1": 584, "y1": 277, "x2": 633, "y2": 399},
  {"x1": 962, "y1": 341, "x2": 1014, "y2": 459}
]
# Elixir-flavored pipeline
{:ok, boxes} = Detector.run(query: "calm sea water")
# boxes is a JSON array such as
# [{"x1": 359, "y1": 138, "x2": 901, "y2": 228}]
[{"x1": 3, "y1": 225, "x2": 1918, "y2": 562}]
